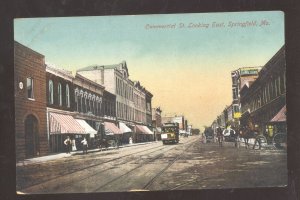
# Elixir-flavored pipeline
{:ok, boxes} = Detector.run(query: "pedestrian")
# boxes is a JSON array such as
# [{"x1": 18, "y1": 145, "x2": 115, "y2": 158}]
[
  {"x1": 129, "y1": 136, "x2": 133, "y2": 144},
  {"x1": 64, "y1": 136, "x2": 72, "y2": 154},
  {"x1": 202, "y1": 133, "x2": 206, "y2": 143},
  {"x1": 71, "y1": 138, "x2": 77, "y2": 151},
  {"x1": 217, "y1": 127, "x2": 223, "y2": 147},
  {"x1": 81, "y1": 137, "x2": 88, "y2": 154}
]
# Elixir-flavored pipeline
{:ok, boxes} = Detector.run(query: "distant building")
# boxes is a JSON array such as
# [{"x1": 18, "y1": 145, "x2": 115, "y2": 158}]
[
  {"x1": 231, "y1": 66, "x2": 261, "y2": 127},
  {"x1": 152, "y1": 107, "x2": 162, "y2": 140},
  {"x1": 145, "y1": 90, "x2": 153, "y2": 127},
  {"x1": 162, "y1": 115, "x2": 186, "y2": 130}
]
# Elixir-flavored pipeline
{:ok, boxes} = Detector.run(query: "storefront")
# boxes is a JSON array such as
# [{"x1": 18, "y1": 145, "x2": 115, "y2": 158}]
[
  {"x1": 102, "y1": 121, "x2": 123, "y2": 145},
  {"x1": 135, "y1": 125, "x2": 154, "y2": 143},
  {"x1": 75, "y1": 119, "x2": 98, "y2": 149},
  {"x1": 119, "y1": 122, "x2": 133, "y2": 144},
  {"x1": 48, "y1": 112, "x2": 88, "y2": 152},
  {"x1": 266, "y1": 105, "x2": 286, "y2": 138}
]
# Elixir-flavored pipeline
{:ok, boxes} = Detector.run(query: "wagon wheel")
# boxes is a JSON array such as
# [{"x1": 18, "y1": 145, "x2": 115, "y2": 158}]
[{"x1": 253, "y1": 135, "x2": 267, "y2": 150}]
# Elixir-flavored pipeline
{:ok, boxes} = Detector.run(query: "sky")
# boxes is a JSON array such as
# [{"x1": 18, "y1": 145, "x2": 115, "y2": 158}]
[{"x1": 14, "y1": 11, "x2": 284, "y2": 130}]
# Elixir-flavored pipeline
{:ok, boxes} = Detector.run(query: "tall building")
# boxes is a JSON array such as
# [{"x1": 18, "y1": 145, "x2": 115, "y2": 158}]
[
  {"x1": 77, "y1": 61, "x2": 151, "y2": 126},
  {"x1": 231, "y1": 67, "x2": 261, "y2": 127},
  {"x1": 77, "y1": 61, "x2": 154, "y2": 142}
]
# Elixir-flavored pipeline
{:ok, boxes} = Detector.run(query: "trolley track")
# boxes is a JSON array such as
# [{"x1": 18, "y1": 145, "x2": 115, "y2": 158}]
[
  {"x1": 19, "y1": 140, "x2": 195, "y2": 193},
  {"x1": 90, "y1": 138, "x2": 198, "y2": 192},
  {"x1": 143, "y1": 139, "x2": 199, "y2": 190},
  {"x1": 18, "y1": 143, "x2": 168, "y2": 192}
]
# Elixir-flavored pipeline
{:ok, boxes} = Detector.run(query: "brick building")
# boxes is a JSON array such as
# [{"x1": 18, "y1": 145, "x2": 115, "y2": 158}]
[
  {"x1": 14, "y1": 42, "x2": 49, "y2": 160},
  {"x1": 240, "y1": 46, "x2": 286, "y2": 138}
]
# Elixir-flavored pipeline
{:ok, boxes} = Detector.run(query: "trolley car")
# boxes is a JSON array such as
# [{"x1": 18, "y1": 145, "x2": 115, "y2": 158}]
[{"x1": 161, "y1": 122, "x2": 179, "y2": 144}]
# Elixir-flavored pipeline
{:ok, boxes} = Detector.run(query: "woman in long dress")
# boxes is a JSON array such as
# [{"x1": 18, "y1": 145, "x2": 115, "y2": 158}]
[{"x1": 72, "y1": 138, "x2": 77, "y2": 151}]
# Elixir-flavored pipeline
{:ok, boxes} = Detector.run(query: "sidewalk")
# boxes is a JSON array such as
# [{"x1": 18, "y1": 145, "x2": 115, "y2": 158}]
[{"x1": 16, "y1": 141, "x2": 158, "y2": 167}]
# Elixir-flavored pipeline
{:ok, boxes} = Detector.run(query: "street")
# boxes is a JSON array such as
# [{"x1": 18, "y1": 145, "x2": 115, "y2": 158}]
[{"x1": 16, "y1": 135, "x2": 287, "y2": 194}]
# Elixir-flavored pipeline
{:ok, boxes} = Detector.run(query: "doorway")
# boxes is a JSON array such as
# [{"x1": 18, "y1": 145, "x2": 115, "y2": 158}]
[{"x1": 25, "y1": 114, "x2": 39, "y2": 158}]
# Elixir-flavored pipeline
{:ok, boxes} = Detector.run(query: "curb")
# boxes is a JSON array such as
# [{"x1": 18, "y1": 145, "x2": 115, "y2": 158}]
[{"x1": 16, "y1": 141, "x2": 159, "y2": 166}]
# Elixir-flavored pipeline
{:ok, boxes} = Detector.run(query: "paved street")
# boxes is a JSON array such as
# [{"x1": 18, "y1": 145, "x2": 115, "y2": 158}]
[{"x1": 16, "y1": 135, "x2": 287, "y2": 194}]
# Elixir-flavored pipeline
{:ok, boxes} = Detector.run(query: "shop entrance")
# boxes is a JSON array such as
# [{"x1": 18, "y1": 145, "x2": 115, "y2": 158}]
[{"x1": 25, "y1": 114, "x2": 39, "y2": 158}]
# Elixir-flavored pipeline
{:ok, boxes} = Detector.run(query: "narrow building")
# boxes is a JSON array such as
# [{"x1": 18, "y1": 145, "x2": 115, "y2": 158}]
[{"x1": 14, "y1": 41, "x2": 49, "y2": 160}]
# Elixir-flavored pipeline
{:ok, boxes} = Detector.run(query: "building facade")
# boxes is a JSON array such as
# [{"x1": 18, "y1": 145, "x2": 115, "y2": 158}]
[
  {"x1": 45, "y1": 66, "x2": 106, "y2": 152},
  {"x1": 14, "y1": 42, "x2": 49, "y2": 160},
  {"x1": 240, "y1": 46, "x2": 286, "y2": 138},
  {"x1": 152, "y1": 107, "x2": 162, "y2": 140},
  {"x1": 145, "y1": 90, "x2": 153, "y2": 127},
  {"x1": 231, "y1": 67, "x2": 261, "y2": 127},
  {"x1": 15, "y1": 42, "x2": 155, "y2": 159},
  {"x1": 76, "y1": 61, "x2": 151, "y2": 127}
]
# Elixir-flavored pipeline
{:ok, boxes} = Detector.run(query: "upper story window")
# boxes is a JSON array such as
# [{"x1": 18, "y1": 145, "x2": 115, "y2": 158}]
[
  {"x1": 58, "y1": 83, "x2": 62, "y2": 106},
  {"x1": 66, "y1": 84, "x2": 70, "y2": 108},
  {"x1": 49, "y1": 80, "x2": 54, "y2": 104},
  {"x1": 27, "y1": 77, "x2": 34, "y2": 99}
]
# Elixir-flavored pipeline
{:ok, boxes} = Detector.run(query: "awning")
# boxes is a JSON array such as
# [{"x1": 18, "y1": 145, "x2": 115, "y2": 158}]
[
  {"x1": 144, "y1": 126, "x2": 154, "y2": 134},
  {"x1": 270, "y1": 105, "x2": 286, "y2": 123},
  {"x1": 135, "y1": 125, "x2": 153, "y2": 134},
  {"x1": 49, "y1": 113, "x2": 86, "y2": 135},
  {"x1": 119, "y1": 122, "x2": 132, "y2": 133},
  {"x1": 104, "y1": 122, "x2": 122, "y2": 135},
  {"x1": 135, "y1": 125, "x2": 147, "y2": 134},
  {"x1": 76, "y1": 119, "x2": 97, "y2": 137}
]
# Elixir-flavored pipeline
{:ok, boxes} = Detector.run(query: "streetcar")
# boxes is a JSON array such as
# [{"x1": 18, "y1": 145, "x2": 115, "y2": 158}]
[
  {"x1": 161, "y1": 122, "x2": 179, "y2": 144},
  {"x1": 204, "y1": 127, "x2": 214, "y2": 143}
]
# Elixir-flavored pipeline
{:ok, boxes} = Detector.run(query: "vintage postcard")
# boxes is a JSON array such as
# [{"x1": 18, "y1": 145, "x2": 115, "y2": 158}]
[{"x1": 14, "y1": 11, "x2": 286, "y2": 194}]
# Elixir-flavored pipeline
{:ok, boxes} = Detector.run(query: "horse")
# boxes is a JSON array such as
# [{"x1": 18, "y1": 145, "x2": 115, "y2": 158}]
[{"x1": 239, "y1": 127, "x2": 259, "y2": 149}]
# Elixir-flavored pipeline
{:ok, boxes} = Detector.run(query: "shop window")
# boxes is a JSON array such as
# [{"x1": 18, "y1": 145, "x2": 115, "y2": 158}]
[{"x1": 27, "y1": 77, "x2": 34, "y2": 99}]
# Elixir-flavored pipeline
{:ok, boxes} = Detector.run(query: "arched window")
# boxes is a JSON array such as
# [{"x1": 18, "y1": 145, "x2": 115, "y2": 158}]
[
  {"x1": 66, "y1": 84, "x2": 70, "y2": 108},
  {"x1": 58, "y1": 83, "x2": 62, "y2": 106},
  {"x1": 49, "y1": 80, "x2": 54, "y2": 104}
]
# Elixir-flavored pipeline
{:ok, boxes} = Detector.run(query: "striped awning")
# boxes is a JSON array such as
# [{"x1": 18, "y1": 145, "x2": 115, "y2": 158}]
[
  {"x1": 119, "y1": 122, "x2": 132, "y2": 133},
  {"x1": 76, "y1": 119, "x2": 97, "y2": 137},
  {"x1": 270, "y1": 105, "x2": 286, "y2": 123},
  {"x1": 135, "y1": 125, "x2": 153, "y2": 134},
  {"x1": 104, "y1": 122, "x2": 122, "y2": 135},
  {"x1": 49, "y1": 113, "x2": 86, "y2": 135},
  {"x1": 143, "y1": 126, "x2": 154, "y2": 134}
]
